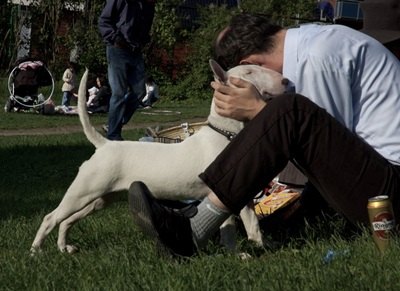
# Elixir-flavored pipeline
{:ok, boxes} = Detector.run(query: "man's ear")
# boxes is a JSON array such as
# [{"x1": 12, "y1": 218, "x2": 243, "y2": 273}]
[{"x1": 209, "y1": 59, "x2": 227, "y2": 84}]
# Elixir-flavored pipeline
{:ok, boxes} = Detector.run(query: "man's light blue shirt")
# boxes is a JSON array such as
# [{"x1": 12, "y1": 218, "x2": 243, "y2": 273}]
[{"x1": 283, "y1": 24, "x2": 400, "y2": 165}]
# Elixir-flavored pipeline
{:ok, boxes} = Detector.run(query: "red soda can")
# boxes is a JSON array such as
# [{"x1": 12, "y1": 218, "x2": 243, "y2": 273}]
[{"x1": 367, "y1": 195, "x2": 395, "y2": 253}]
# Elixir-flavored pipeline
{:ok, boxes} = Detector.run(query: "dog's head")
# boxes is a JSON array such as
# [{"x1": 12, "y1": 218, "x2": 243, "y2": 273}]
[
  {"x1": 209, "y1": 59, "x2": 288, "y2": 100},
  {"x1": 207, "y1": 60, "x2": 288, "y2": 134}
]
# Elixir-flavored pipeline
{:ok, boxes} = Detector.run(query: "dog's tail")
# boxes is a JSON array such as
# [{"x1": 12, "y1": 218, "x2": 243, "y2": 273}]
[{"x1": 78, "y1": 69, "x2": 108, "y2": 148}]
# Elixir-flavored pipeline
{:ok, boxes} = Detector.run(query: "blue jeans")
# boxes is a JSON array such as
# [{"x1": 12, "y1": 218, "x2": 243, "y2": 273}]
[
  {"x1": 106, "y1": 45, "x2": 145, "y2": 140},
  {"x1": 61, "y1": 91, "x2": 73, "y2": 106}
]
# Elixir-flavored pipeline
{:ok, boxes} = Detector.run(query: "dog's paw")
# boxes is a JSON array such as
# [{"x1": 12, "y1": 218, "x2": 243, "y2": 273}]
[
  {"x1": 238, "y1": 252, "x2": 252, "y2": 260},
  {"x1": 247, "y1": 232, "x2": 265, "y2": 247},
  {"x1": 30, "y1": 246, "x2": 42, "y2": 257},
  {"x1": 60, "y1": 245, "x2": 79, "y2": 254}
]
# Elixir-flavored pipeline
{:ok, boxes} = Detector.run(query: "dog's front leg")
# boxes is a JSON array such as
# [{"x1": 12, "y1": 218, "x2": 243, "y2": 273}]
[
  {"x1": 219, "y1": 214, "x2": 257, "y2": 260},
  {"x1": 57, "y1": 197, "x2": 108, "y2": 253},
  {"x1": 219, "y1": 215, "x2": 237, "y2": 251},
  {"x1": 239, "y1": 202, "x2": 264, "y2": 247}
]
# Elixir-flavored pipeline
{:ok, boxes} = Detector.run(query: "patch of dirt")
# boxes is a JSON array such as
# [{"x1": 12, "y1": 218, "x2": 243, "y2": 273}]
[{"x1": 0, "y1": 118, "x2": 207, "y2": 137}]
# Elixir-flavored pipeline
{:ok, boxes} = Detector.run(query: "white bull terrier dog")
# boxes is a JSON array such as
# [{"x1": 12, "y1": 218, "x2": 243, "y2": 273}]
[{"x1": 30, "y1": 59, "x2": 288, "y2": 255}]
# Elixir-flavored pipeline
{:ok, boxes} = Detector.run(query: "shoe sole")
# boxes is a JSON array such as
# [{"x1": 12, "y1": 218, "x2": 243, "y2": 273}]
[
  {"x1": 128, "y1": 182, "x2": 159, "y2": 239},
  {"x1": 128, "y1": 182, "x2": 175, "y2": 257},
  {"x1": 128, "y1": 182, "x2": 194, "y2": 258}
]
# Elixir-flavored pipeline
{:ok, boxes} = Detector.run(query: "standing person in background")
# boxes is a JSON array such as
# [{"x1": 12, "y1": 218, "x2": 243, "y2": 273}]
[
  {"x1": 98, "y1": 0, "x2": 156, "y2": 140},
  {"x1": 61, "y1": 62, "x2": 77, "y2": 107}
]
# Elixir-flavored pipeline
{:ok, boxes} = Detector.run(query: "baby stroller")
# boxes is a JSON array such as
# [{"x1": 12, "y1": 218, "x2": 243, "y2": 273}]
[{"x1": 4, "y1": 58, "x2": 55, "y2": 113}]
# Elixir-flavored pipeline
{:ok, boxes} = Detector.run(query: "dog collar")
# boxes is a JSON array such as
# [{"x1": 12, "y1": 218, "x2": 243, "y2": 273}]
[{"x1": 207, "y1": 123, "x2": 237, "y2": 141}]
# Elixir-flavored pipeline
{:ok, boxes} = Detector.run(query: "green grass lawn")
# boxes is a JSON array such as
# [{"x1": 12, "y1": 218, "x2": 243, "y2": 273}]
[
  {"x1": 2, "y1": 133, "x2": 400, "y2": 291},
  {"x1": 1, "y1": 130, "x2": 400, "y2": 291},
  {"x1": 1, "y1": 77, "x2": 400, "y2": 290}
]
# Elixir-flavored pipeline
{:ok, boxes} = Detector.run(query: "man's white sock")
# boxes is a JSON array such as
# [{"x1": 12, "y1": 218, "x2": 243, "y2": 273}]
[{"x1": 190, "y1": 196, "x2": 231, "y2": 248}]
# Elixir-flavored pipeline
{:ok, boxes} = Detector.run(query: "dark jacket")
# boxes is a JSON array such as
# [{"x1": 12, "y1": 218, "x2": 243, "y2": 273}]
[{"x1": 98, "y1": 0, "x2": 155, "y2": 50}]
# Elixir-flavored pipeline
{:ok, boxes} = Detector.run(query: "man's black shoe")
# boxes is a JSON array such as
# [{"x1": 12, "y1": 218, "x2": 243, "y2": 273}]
[{"x1": 128, "y1": 181, "x2": 198, "y2": 257}]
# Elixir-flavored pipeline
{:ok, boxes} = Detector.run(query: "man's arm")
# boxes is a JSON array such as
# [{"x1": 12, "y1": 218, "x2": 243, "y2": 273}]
[{"x1": 98, "y1": 0, "x2": 121, "y2": 44}]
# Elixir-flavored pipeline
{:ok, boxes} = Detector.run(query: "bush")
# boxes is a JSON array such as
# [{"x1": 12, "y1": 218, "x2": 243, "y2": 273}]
[
  {"x1": 157, "y1": 5, "x2": 235, "y2": 101},
  {"x1": 158, "y1": 0, "x2": 317, "y2": 101}
]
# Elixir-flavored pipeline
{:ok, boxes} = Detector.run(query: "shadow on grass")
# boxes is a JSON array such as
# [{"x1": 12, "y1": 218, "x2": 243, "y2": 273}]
[{"x1": 0, "y1": 143, "x2": 93, "y2": 219}]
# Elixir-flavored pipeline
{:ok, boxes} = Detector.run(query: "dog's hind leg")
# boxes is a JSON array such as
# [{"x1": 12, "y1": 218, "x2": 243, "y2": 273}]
[
  {"x1": 31, "y1": 167, "x2": 115, "y2": 253},
  {"x1": 31, "y1": 195, "x2": 106, "y2": 254},
  {"x1": 57, "y1": 196, "x2": 108, "y2": 253},
  {"x1": 31, "y1": 199, "x2": 94, "y2": 253},
  {"x1": 56, "y1": 192, "x2": 119, "y2": 253}
]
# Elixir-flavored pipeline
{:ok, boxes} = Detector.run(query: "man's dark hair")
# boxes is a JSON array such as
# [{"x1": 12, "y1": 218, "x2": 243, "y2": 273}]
[{"x1": 214, "y1": 13, "x2": 282, "y2": 70}]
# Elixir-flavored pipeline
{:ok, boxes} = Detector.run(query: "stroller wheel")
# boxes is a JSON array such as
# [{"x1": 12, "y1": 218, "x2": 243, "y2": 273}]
[{"x1": 4, "y1": 99, "x2": 13, "y2": 112}]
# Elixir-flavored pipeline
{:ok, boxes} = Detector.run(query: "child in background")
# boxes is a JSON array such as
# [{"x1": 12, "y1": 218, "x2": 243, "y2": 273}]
[
  {"x1": 87, "y1": 86, "x2": 99, "y2": 106},
  {"x1": 61, "y1": 62, "x2": 77, "y2": 107}
]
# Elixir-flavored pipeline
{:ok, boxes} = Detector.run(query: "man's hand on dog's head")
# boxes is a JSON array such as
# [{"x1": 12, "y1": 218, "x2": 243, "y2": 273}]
[{"x1": 211, "y1": 77, "x2": 266, "y2": 122}]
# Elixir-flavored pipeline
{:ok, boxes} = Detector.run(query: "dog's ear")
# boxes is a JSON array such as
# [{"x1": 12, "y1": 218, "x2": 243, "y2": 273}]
[{"x1": 209, "y1": 59, "x2": 227, "y2": 85}]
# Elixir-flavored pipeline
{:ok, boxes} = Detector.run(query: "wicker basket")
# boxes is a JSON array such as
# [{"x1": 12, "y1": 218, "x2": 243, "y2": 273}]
[{"x1": 147, "y1": 121, "x2": 208, "y2": 143}]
